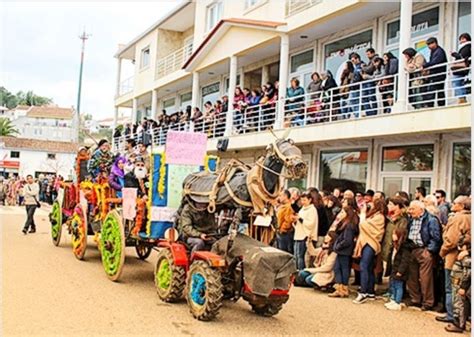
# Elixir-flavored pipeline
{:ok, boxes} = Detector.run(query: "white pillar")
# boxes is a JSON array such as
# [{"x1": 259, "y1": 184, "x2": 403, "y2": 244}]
[
  {"x1": 132, "y1": 98, "x2": 138, "y2": 124},
  {"x1": 151, "y1": 89, "x2": 158, "y2": 119},
  {"x1": 113, "y1": 106, "x2": 119, "y2": 130},
  {"x1": 190, "y1": 72, "x2": 200, "y2": 132},
  {"x1": 276, "y1": 33, "x2": 289, "y2": 129},
  {"x1": 393, "y1": 0, "x2": 413, "y2": 113},
  {"x1": 261, "y1": 64, "x2": 270, "y2": 86},
  {"x1": 116, "y1": 58, "x2": 122, "y2": 97},
  {"x1": 225, "y1": 55, "x2": 238, "y2": 136}
]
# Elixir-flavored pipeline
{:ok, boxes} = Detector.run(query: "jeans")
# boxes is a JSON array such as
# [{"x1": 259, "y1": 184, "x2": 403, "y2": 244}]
[
  {"x1": 277, "y1": 231, "x2": 294, "y2": 254},
  {"x1": 24, "y1": 205, "x2": 37, "y2": 231},
  {"x1": 334, "y1": 255, "x2": 351, "y2": 285},
  {"x1": 389, "y1": 278, "x2": 404, "y2": 304},
  {"x1": 362, "y1": 81, "x2": 377, "y2": 116},
  {"x1": 452, "y1": 75, "x2": 467, "y2": 98},
  {"x1": 445, "y1": 269, "x2": 453, "y2": 320},
  {"x1": 186, "y1": 237, "x2": 215, "y2": 253},
  {"x1": 349, "y1": 90, "x2": 360, "y2": 118},
  {"x1": 360, "y1": 244, "x2": 376, "y2": 295},
  {"x1": 294, "y1": 240, "x2": 307, "y2": 270},
  {"x1": 296, "y1": 270, "x2": 314, "y2": 287}
]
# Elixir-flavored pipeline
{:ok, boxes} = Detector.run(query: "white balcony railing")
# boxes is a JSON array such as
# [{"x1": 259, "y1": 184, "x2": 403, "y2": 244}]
[
  {"x1": 285, "y1": 0, "x2": 321, "y2": 17},
  {"x1": 113, "y1": 59, "x2": 471, "y2": 151},
  {"x1": 155, "y1": 43, "x2": 193, "y2": 80},
  {"x1": 118, "y1": 76, "x2": 134, "y2": 96}
]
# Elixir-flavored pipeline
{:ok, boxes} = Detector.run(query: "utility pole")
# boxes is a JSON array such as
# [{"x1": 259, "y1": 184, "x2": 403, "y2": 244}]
[{"x1": 76, "y1": 29, "x2": 91, "y2": 142}]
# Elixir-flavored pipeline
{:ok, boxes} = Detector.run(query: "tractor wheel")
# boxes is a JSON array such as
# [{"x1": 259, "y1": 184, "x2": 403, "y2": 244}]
[
  {"x1": 251, "y1": 303, "x2": 283, "y2": 317},
  {"x1": 135, "y1": 243, "x2": 152, "y2": 260},
  {"x1": 71, "y1": 205, "x2": 87, "y2": 260},
  {"x1": 100, "y1": 210, "x2": 125, "y2": 281},
  {"x1": 49, "y1": 201, "x2": 62, "y2": 246},
  {"x1": 155, "y1": 249, "x2": 186, "y2": 302},
  {"x1": 185, "y1": 260, "x2": 223, "y2": 321}
]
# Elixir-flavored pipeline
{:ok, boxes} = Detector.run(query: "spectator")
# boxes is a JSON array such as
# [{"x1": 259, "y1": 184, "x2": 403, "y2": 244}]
[
  {"x1": 339, "y1": 61, "x2": 355, "y2": 118},
  {"x1": 437, "y1": 196, "x2": 471, "y2": 324},
  {"x1": 308, "y1": 188, "x2": 330, "y2": 247},
  {"x1": 329, "y1": 201, "x2": 359, "y2": 298},
  {"x1": 349, "y1": 52, "x2": 364, "y2": 119},
  {"x1": 450, "y1": 33, "x2": 471, "y2": 103},
  {"x1": 307, "y1": 72, "x2": 323, "y2": 100},
  {"x1": 324, "y1": 194, "x2": 341, "y2": 226},
  {"x1": 286, "y1": 78, "x2": 305, "y2": 126},
  {"x1": 293, "y1": 191, "x2": 318, "y2": 271},
  {"x1": 403, "y1": 47, "x2": 427, "y2": 109},
  {"x1": 320, "y1": 71, "x2": 339, "y2": 119},
  {"x1": 423, "y1": 37, "x2": 448, "y2": 107},
  {"x1": 343, "y1": 189, "x2": 355, "y2": 200},
  {"x1": 380, "y1": 52, "x2": 399, "y2": 113},
  {"x1": 22, "y1": 175, "x2": 39, "y2": 235},
  {"x1": 353, "y1": 198, "x2": 387, "y2": 304},
  {"x1": 333, "y1": 187, "x2": 342, "y2": 201},
  {"x1": 108, "y1": 156, "x2": 126, "y2": 198},
  {"x1": 289, "y1": 187, "x2": 302, "y2": 213},
  {"x1": 406, "y1": 200, "x2": 442, "y2": 310},
  {"x1": 276, "y1": 190, "x2": 295, "y2": 254},
  {"x1": 221, "y1": 95, "x2": 229, "y2": 113},
  {"x1": 415, "y1": 186, "x2": 426, "y2": 201},
  {"x1": 364, "y1": 189, "x2": 374, "y2": 206},
  {"x1": 361, "y1": 48, "x2": 379, "y2": 116},
  {"x1": 395, "y1": 191, "x2": 411, "y2": 204},
  {"x1": 355, "y1": 191, "x2": 365, "y2": 210},
  {"x1": 382, "y1": 196, "x2": 409, "y2": 264},
  {"x1": 435, "y1": 189, "x2": 450, "y2": 226},
  {"x1": 191, "y1": 107, "x2": 203, "y2": 122},
  {"x1": 374, "y1": 191, "x2": 385, "y2": 202},
  {"x1": 233, "y1": 87, "x2": 245, "y2": 110}
]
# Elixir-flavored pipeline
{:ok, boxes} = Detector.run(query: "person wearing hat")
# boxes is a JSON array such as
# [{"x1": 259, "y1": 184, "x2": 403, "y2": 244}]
[
  {"x1": 423, "y1": 37, "x2": 447, "y2": 108},
  {"x1": 87, "y1": 139, "x2": 114, "y2": 180}
]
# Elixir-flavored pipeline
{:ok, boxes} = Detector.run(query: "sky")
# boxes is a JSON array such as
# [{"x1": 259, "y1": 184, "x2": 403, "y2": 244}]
[{"x1": 1, "y1": 1, "x2": 180, "y2": 120}]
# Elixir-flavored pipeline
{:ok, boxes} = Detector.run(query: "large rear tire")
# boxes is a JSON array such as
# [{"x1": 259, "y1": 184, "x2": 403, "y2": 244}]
[
  {"x1": 185, "y1": 260, "x2": 223, "y2": 321},
  {"x1": 71, "y1": 205, "x2": 87, "y2": 260},
  {"x1": 100, "y1": 210, "x2": 125, "y2": 281},
  {"x1": 155, "y1": 249, "x2": 186, "y2": 302},
  {"x1": 49, "y1": 201, "x2": 62, "y2": 246}
]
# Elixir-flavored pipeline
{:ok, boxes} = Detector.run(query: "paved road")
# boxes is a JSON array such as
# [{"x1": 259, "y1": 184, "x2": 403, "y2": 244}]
[{"x1": 1, "y1": 205, "x2": 464, "y2": 336}]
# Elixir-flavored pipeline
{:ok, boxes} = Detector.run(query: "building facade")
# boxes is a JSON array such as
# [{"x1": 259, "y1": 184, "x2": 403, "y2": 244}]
[{"x1": 113, "y1": 0, "x2": 471, "y2": 200}]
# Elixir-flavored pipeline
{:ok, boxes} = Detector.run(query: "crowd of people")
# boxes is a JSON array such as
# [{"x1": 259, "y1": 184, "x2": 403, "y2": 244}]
[
  {"x1": 0, "y1": 174, "x2": 62, "y2": 207},
  {"x1": 113, "y1": 33, "x2": 471, "y2": 144},
  {"x1": 274, "y1": 185, "x2": 471, "y2": 333}
]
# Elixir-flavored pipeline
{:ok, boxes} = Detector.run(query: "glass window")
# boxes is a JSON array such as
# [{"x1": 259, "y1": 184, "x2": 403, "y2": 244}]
[
  {"x1": 290, "y1": 49, "x2": 313, "y2": 73},
  {"x1": 47, "y1": 153, "x2": 56, "y2": 160},
  {"x1": 324, "y1": 30, "x2": 373, "y2": 85},
  {"x1": 409, "y1": 177, "x2": 431, "y2": 198},
  {"x1": 245, "y1": 0, "x2": 258, "y2": 8},
  {"x1": 140, "y1": 47, "x2": 150, "y2": 69},
  {"x1": 224, "y1": 75, "x2": 241, "y2": 94},
  {"x1": 180, "y1": 92, "x2": 192, "y2": 110},
  {"x1": 162, "y1": 98, "x2": 176, "y2": 115},
  {"x1": 202, "y1": 82, "x2": 220, "y2": 106},
  {"x1": 382, "y1": 177, "x2": 403, "y2": 198},
  {"x1": 458, "y1": 1, "x2": 471, "y2": 45},
  {"x1": 10, "y1": 151, "x2": 20, "y2": 158},
  {"x1": 207, "y1": 2, "x2": 223, "y2": 32},
  {"x1": 320, "y1": 149, "x2": 368, "y2": 192},
  {"x1": 382, "y1": 144, "x2": 434, "y2": 172},
  {"x1": 452, "y1": 142, "x2": 471, "y2": 196}
]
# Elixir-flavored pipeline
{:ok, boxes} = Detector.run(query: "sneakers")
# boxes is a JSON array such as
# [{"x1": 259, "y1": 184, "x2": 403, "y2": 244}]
[
  {"x1": 384, "y1": 299, "x2": 395, "y2": 307},
  {"x1": 29, "y1": 228, "x2": 36, "y2": 233},
  {"x1": 22, "y1": 228, "x2": 27, "y2": 235},
  {"x1": 367, "y1": 293, "x2": 376, "y2": 300},
  {"x1": 386, "y1": 301, "x2": 402, "y2": 311},
  {"x1": 353, "y1": 293, "x2": 369, "y2": 304}
]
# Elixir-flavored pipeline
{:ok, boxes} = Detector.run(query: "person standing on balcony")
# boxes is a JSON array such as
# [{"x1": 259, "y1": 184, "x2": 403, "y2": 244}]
[
  {"x1": 450, "y1": 33, "x2": 471, "y2": 104},
  {"x1": 321, "y1": 71, "x2": 339, "y2": 121},
  {"x1": 340, "y1": 61, "x2": 355, "y2": 119},
  {"x1": 403, "y1": 48, "x2": 426, "y2": 110},
  {"x1": 423, "y1": 37, "x2": 448, "y2": 108},
  {"x1": 380, "y1": 52, "x2": 399, "y2": 113},
  {"x1": 349, "y1": 53, "x2": 364, "y2": 119},
  {"x1": 361, "y1": 48, "x2": 379, "y2": 116},
  {"x1": 286, "y1": 78, "x2": 305, "y2": 127}
]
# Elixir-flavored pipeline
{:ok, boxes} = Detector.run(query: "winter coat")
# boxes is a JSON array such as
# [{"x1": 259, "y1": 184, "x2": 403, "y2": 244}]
[
  {"x1": 108, "y1": 171, "x2": 124, "y2": 192},
  {"x1": 304, "y1": 248, "x2": 337, "y2": 287},
  {"x1": 405, "y1": 53, "x2": 426, "y2": 85},
  {"x1": 24, "y1": 183, "x2": 39, "y2": 206},
  {"x1": 451, "y1": 42, "x2": 471, "y2": 76},
  {"x1": 407, "y1": 210, "x2": 442, "y2": 254},
  {"x1": 440, "y1": 211, "x2": 471, "y2": 269},
  {"x1": 180, "y1": 203, "x2": 217, "y2": 238},
  {"x1": 277, "y1": 202, "x2": 295, "y2": 234},
  {"x1": 424, "y1": 46, "x2": 448, "y2": 82},
  {"x1": 362, "y1": 54, "x2": 379, "y2": 76},
  {"x1": 389, "y1": 241, "x2": 413, "y2": 281},
  {"x1": 307, "y1": 80, "x2": 322, "y2": 93},
  {"x1": 316, "y1": 205, "x2": 330, "y2": 237},
  {"x1": 294, "y1": 204, "x2": 318, "y2": 241},
  {"x1": 333, "y1": 222, "x2": 357, "y2": 256},
  {"x1": 353, "y1": 212, "x2": 385, "y2": 257},
  {"x1": 381, "y1": 214, "x2": 409, "y2": 262},
  {"x1": 384, "y1": 58, "x2": 399, "y2": 76}
]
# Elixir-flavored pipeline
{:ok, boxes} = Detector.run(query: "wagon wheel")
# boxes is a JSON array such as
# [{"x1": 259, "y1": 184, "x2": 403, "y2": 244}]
[
  {"x1": 71, "y1": 205, "x2": 87, "y2": 260},
  {"x1": 49, "y1": 201, "x2": 62, "y2": 246},
  {"x1": 185, "y1": 260, "x2": 223, "y2": 321},
  {"x1": 100, "y1": 209, "x2": 125, "y2": 281},
  {"x1": 155, "y1": 249, "x2": 186, "y2": 302},
  {"x1": 135, "y1": 243, "x2": 152, "y2": 260}
]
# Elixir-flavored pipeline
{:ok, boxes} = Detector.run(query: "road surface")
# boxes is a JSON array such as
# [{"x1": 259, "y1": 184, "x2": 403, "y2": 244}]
[{"x1": 1, "y1": 205, "x2": 465, "y2": 336}]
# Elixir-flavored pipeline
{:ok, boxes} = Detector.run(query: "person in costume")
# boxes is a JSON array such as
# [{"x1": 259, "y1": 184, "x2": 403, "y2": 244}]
[
  {"x1": 87, "y1": 139, "x2": 114, "y2": 180},
  {"x1": 108, "y1": 156, "x2": 126, "y2": 198}
]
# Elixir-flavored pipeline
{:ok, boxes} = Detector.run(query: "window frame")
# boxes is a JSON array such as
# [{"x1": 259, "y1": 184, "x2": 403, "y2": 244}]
[
  {"x1": 380, "y1": 143, "x2": 435, "y2": 173},
  {"x1": 47, "y1": 153, "x2": 56, "y2": 160},
  {"x1": 10, "y1": 151, "x2": 20, "y2": 158},
  {"x1": 448, "y1": 139, "x2": 471, "y2": 199},
  {"x1": 140, "y1": 46, "x2": 151, "y2": 70},
  {"x1": 206, "y1": 1, "x2": 223, "y2": 33}
]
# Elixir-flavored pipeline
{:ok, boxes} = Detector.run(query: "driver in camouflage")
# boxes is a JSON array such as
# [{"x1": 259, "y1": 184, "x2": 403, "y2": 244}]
[{"x1": 179, "y1": 202, "x2": 218, "y2": 253}]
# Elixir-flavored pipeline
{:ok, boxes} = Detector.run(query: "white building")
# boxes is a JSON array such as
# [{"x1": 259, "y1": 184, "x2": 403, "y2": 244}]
[{"x1": 0, "y1": 136, "x2": 77, "y2": 179}]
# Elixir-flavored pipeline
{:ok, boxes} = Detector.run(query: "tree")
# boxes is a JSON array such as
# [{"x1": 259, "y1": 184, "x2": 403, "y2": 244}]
[
  {"x1": 0, "y1": 87, "x2": 18, "y2": 109},
  {"x1": 0, "y1": 118, "x2": 19, "y2": 136},
  {"x1": 16, "y1": 90, "x2": 53, "y2": 106}
]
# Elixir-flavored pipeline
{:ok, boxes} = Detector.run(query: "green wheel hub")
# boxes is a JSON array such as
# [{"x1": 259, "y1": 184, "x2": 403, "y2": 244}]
[
  {"x1": 157, "y1": 259, "x2": 172, "y2": 290},
  {"x1": 50, "y1": 201, "x2": 62, "y2": 245},
  {"x1": 100, "y1": 211, "x2": 125, "y2": 281}
]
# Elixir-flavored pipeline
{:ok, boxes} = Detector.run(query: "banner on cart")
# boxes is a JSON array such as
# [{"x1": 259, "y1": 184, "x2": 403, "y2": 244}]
[
  {"x1": 165, "y1": 131, "x2": 207, "y2": 165},
  {"x1": 122, "y1": 188, "x2": 137, "y2": 220},
  {"x1": 150, "y1": 206, "x2": 176, "y2": 222}
]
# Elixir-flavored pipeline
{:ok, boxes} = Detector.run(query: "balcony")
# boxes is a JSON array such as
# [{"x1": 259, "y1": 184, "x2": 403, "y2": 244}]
[
  {"x1": 285, "y1": 0, "x2": 321, "y2": 17},
  {"x1": 155, "y1": 43, "x2": 193, "y2": 80},
  {"x1": 118, "y1": 76, "x2": 134, "y2": 96}
]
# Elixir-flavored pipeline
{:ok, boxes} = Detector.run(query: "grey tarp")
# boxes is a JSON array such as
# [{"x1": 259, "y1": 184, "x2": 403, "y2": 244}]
[{"x1": 212, "y1": 234, "x2": 296, "y2": 297}]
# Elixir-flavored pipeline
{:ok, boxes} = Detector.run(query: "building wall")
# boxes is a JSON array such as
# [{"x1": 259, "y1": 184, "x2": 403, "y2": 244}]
[
  {"x1": 157, "y1": 29, "x2": 184, "y2": 59},
  {"x1": 12, "y1": 117, "x2": 75, "y2": 142},
  {"x1": 133, "y1": 29, "x2": 159, "y2": 96}
]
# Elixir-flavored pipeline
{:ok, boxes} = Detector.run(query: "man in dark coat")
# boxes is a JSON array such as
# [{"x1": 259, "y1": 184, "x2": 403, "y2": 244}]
[{"x1": 423, "y1": 37, "x2": 448, "y2": 107}]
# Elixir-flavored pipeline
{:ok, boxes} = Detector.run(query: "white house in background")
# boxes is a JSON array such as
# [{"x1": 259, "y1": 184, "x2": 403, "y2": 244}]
[
  {"x1": 0, "y1": 106, "x2": 15, "y2": 119},
  {"x1": 0, "y1": 136, "x2": 78, "y2": 179},
  {"x1": 85, "y1": 116, "x2": 131, "y2": 133},
  {"x1": 11, "y1": 105, "x2": 78, "y2": 142}
]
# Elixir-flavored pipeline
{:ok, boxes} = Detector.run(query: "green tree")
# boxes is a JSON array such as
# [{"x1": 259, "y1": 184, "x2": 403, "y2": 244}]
[
  {"x1": 16, "y1": 90, "x2": 53, "y2": 106},
  {"x1": 0, "y1": 118, "x2": 19, "y2": 136},
  {"x1": 0, "y1": 87, "x2": 19, "y2": 109}
]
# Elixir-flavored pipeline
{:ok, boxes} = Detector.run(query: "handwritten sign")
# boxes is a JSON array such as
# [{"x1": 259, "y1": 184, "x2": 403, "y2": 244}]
[
  {"x1": 150, "y1": 206, "x2": 176, "y2": 222},
  {"x1": 165, "y1": 131, "x2": 207, "y2": 165},
  {"x1": 122, "y1": 188, "x2": 137, "y2": 220},
  {"x1": 167, "y1": 164, "x2": 200, "y2": 209}
]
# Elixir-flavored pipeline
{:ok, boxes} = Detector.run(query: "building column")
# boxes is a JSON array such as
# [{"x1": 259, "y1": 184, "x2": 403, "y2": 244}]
[
  {"x1": 393, "y1": 0, "x2": 413, "y2": 113},
  {"x1": 113, "y1": 106, "x2": 119, "y2": 130},
  {"x1": 276, "y1": 33, "x2": 289, "y2": 129},
  {"x1": 115, "y1": 58, "x2": 122, "y2": 97},
  {"x1": 132, "y1": 98, "x2": 138, "y2": 124},
  {"x1": 151, "y1": 89, "x2": 158, "y2": 119},
  {"x1": 225, "y1": 55, "x2": 238, "y2": 136},
  {"x1": 190, "y1": 72, "x2": 200, "y2": 132},
  {"x1": 261, "y1": 64, "x2": 270, "y2": 86}
]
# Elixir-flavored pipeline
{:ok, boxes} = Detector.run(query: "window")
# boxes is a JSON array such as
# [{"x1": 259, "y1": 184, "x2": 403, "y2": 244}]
[
  {"x1": 290, "y1": 49, "x2": 314, "y2": 89},
  {"x1": 452, "y1": 142, "x2": 471, "y2": 197},
  {"x1": 10, "y1": 151, "x2": 20, "y2": 158},
  {"x1": 140, "y1": 47, "x2": 150, "y2": 69},
  {"x1": 207, "y1": 2, "x2": 223, "y2": 32},
  {"x1": 382, "y1": 144, "x2": 434, "y2": 172},
  {"x1": 180, "y1": 92, "x2": 192, "y2": 110},
  {"x1": 245, "y1": 0, "x2": 258, "y2": 9},
  {"x1": 458, "y1": 1, "x2": 471, "y2": 45},
  {"x1": 162, "y1": 98, "x2": 176, "y2": 115},
  {"x1": 201, "y1": 82, "x2": 220, "y2": 106},
  {"x1": 319, "y1": 149, "x2": 368, "y2": 192},
  {"x1": 47, "y1": 153, "x2": 56, "y2": 160},
  {"x1": 224, "y1": 75, "x2": 241, "y2": 94},
  {"x1": 324, "y1": 30, "x2": 373, "y2": 85}
]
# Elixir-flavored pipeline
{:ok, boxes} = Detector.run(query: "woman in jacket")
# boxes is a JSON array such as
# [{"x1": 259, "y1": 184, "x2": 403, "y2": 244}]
[
  {"x1": 352, "y1": 198, "x2": 387, "y2": 304},
  {"x1": 380, "y1": 52, "x2": 399, "y2": 113},
  {"x1": 402, "y1": 47, "x2": 426, "y2": 109},
  {"x1": 309, "y1": 187, "x2": 330, "y2": 247},
  {"x1": 339, "y1": 61, "x2": 355, "y2": 118},
  {"x1": 293, "y1": 191, "x2": 318, "y2": 271},
  {"x1": 329, "y1": 201, "x2": 359, "y2": 298},
  {"x1": 451, "y1": 33, "x2": 471, "y2": 103},
  {"x1": 108, "y1": 156, "x2": 126, "y2": 198},
  {"x1": 382, "y1": 196, "x2": 409, "y2": 264},
  {"x1": 286, "y1": 78, "x2": 305, "y2": 126}
]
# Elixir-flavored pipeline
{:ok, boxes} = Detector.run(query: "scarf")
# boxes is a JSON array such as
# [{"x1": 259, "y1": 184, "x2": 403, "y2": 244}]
[{"x1": 111, "y1": 156, "x2": 126, "y2": 178}]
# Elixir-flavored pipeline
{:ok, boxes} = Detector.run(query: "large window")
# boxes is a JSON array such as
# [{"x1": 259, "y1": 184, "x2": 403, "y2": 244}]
[
  {"x1": 162, "y1": 98, "x2": 176, "y2": 115},
  {"x1": 207, "y1": 2, "x2": 223, "y2": 32},
  {"x1": 452, "y1": 142, "x2": 471, "y2": 197},
  {"x1": 180, "y1": 92, "x2": 192, "y2": 110},
  {"x1": 201, "y1": 82, "x2": 220, "y2": 106},
  {"x1": 324, "y1": 30, "x2": 373, "y2": 85},
  {"x1": 290, "y1": 49, "x2": 314, "y2": 88},
  {"x1": 458, "y1": 1, "x2": 471, "y2": 44},
  {"x1": 319, "y1": 149, "x2": 368, "y2": 192},
  {"x1": 140, "y1": 46, "x2": 150, "y2": 69},
  {"x1": 10, "y1": 151, "x2": 20, "y2": 158},
  {"x1": 382, "y1": 144, "x2": 434, "y2": 172}
]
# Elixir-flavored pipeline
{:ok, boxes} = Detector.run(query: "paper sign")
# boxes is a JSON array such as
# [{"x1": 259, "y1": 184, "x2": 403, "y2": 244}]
[
  {"x1": 167, "y1": 164, "x2": 200, "y2": 209},
  {"x1": 57, "y1": 188, "x2": 64, "y2": 207},
  {"x1": 122, "y1": 188, "x2": 137, "y2": 220},
  {"x1": 150, "y1": 206, "x2": 176, "y2": 222},
  {"x1": 254, "y1": 215, "x2": 272, "y2": 227},
  {"x1": 165, "y1": 131, "x2": 207, "y2": 165}
]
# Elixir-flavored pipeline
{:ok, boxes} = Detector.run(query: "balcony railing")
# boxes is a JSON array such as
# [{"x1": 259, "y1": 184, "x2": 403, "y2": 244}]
[
  {"x1": 113, "y1": 59, "x2": 471, "y2": 151},
  {"x1": 118, "y1": 76, "x2": 134, "y2": 96},
  {"x1": 285, "y1": 0, "x2": 321, "y2": 17},
  {"x1": 155, "y1": 43, "x2": 193, "y2": 79}
]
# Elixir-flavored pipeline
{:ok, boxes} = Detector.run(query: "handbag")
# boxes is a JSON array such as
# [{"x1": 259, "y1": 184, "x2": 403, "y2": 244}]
[{"x1": 28, "y1": 185, "x2": 41, "y2": 208}]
